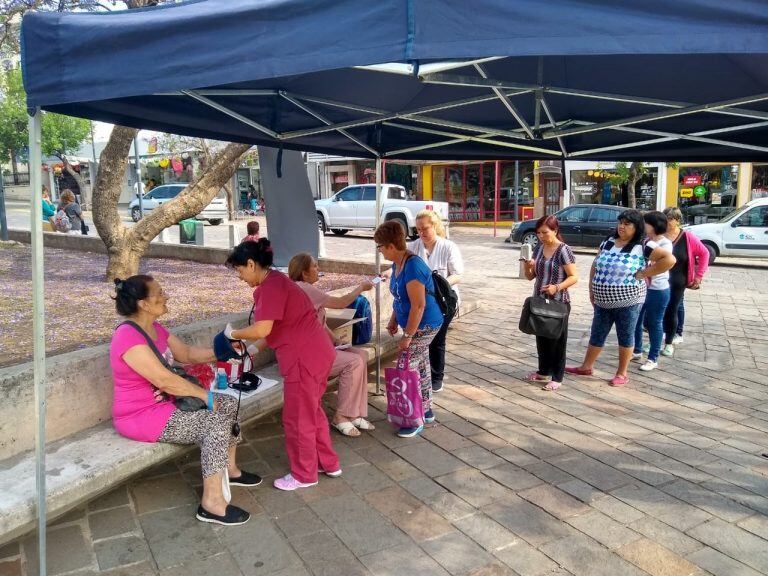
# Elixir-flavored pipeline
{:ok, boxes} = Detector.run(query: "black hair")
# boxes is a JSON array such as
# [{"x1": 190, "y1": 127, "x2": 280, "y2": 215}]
[
  {"x1": 226, "y1": 238, "x2": 273, "y2": 269},
  {"x1": 113, "y1": 274, "x2": 154, "y2": 316},
  {"x1": 616, "y1": 209, "x2": 645, "y2": 245},
  {"x1": 643, "y1": 210, "x2": 668, "y2": 236}
]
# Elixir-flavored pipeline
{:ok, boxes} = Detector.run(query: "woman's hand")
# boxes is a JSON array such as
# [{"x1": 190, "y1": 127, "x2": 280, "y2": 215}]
[
  {"x1": 387, "y1": 318, "x2": 398, "y2": 336},
  {"x1": 398, "y1": 335, "x2": 412, "y2": 352},
  {"x1": 540, "y1": 284, "x2": 558, "y2": 297},
  {"x1": 359, "y1": 280, "x2": 374, "y2": 292},
  {"x1": 690, "y1": 279, "x2": 702, "y2": 290}
]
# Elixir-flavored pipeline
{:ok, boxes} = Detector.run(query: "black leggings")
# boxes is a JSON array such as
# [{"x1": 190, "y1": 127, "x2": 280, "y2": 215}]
[
  {"x1": 429, "y1": 312, "x2": 453, "y2": 386},
  {"x1": 663, "y1": 278, "x2": 686, "y2": 345},
  {"x1": 536, "y1": 304, "x2": 570, "y2": 382}
]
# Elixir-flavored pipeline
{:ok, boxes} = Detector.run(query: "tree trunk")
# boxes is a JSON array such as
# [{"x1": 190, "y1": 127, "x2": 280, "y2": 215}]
[
  {"x1": 627, "y1": 162, "x2": 641, "y2": 209},
  {"x1": 92, "y1": 126, "x2": 250, "y2": 281},
  {"x1": 224, "y1": 180, "x2": 236, "y2": 221}
]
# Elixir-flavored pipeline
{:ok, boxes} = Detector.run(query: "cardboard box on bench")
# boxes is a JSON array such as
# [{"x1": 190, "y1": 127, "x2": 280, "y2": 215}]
[{"x1": 325, "y1": 308, "x2": 364, "y2": 344}]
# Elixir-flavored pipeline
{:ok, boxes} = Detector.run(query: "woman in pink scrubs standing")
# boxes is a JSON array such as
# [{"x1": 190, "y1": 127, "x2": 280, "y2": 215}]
[{"x1": 226, "y1": 239, "x2": 340, "y2": 491}]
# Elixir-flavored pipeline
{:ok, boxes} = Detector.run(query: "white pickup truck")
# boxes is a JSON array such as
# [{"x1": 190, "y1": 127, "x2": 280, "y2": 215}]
[{"x1": 315, "y1": 184, "x2": 449, "y2": 239}]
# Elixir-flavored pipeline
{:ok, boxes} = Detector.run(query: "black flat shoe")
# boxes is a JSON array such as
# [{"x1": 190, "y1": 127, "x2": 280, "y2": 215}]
[
  {"x1": 196, "y1": 504, "x2": 250, "y2": 526},
  {"x1": 229, "y1": 471, "x2": 263, "y2": 487}
]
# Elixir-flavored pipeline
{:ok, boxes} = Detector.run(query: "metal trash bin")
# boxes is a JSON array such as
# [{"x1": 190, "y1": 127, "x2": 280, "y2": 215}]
[{"x1": 179, "y1": 219, "x2": 203, "y2": 246}]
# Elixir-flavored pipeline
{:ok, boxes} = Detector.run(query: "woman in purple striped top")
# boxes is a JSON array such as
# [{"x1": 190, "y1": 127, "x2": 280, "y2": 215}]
[{"x1": 523, "y1": 215, "x2": 578, "y2": 391}]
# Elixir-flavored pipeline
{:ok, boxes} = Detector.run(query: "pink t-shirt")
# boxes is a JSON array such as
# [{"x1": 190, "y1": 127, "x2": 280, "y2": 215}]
[
  {"x1": 253, "y1": 272, "x2": 334, "y2": 378},
  {"x1": 109, "y1": 322, "x2": 176, "y2": 442},
  {"x1": 296, "y1": 281, "x2": 331, "y2": 325}
]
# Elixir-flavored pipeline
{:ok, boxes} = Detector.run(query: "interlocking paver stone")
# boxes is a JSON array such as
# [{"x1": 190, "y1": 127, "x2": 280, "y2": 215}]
[
  {"x1": 22, "y1": 525, "x2": 94, "y2": 576},
  {"x1": 517, "y1": 484, "x2": 590, "y2": 519},
  {"x1": 483, "y1": 463, "x2": 542, "y2": 491},
  {"x1": 360, "y1": 543, "x2": 449, "y2": 576},
  {"x1": 434, "y1": 469, "x2": 509, "y2": 507},
  {"x1": 94, "y1": 536, "x2": 151, "y2": 571},
  {"x1": 421, "y1": 531, "x2": 496, "y2": 576},
  {"x1": 686, "y1": 546, "x2": 764, "y2": 576},
  {"x1": 453, "y1": 513, "x2": 518, "y2": 552},
  {"x1": 157, "y1": 552, "x2": 243, "y2": 576},
  {"x1": 566, "y1": 510, "x2": 641, "y2": 549},
  {"x1": 687, "y1": 518, "x2": 768, "y2": 574},
  {"x1": 611, "y1": 483, "x2": 712, "y2": 531},
  {"x1": 492, "y1": 540, "x2": 559, "y2": 576},
  {"x1": 540, "y1": 534, "x2": 647, "y2": 576},
  {"x1": 482, "y1": 494, "x2": 573, "y2": 547},
  {"x1": 616, "y1": 537, "x2": 702, "y2": 576},
  {"x1": 395, "y1": 442, "x2": 468, "y2": 478},
  {"x1": 628, "y1": 517, "x2": 703, "y2": 557},
  {"x1": 88, "y1": 506, "x2": 138, "y2": 541}
]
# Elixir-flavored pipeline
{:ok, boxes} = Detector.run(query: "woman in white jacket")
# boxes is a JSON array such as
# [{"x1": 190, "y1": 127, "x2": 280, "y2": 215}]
[{"x1": 407, "y1": 210, "x2": 464, "y2": 393}]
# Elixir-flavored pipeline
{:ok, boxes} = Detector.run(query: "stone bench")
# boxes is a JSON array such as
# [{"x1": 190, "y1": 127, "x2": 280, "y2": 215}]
[{"x1": 0, "y1": 293, "x2": 479, "y2": 545}]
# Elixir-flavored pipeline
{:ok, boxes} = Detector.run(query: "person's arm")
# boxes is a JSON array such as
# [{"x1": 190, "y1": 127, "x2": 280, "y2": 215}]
[
  {"x1": 166, "y1": 333, "x2": 216, "y2": 364},
  {"x1": 636, "y1": 247, "x2": 676, "y2": 280},
  {"x1": 588, "y1": 260, "x2": 596, "y2": 304},
  {"x1": 231, "y1": 320, "x2": 274, "y2": 341},
  {"x1": 689, "y1": 234, "x2": 710, "y2": 285},
  {"x1": 524, "y1": 258, "x2": 537, "y2": 281},
  {"x1": 122, "y1": 345, "x2": 208, "y2": 401},
  {"x1": 445, "y1": 242, "x2": 464, "y2": 286},
  {"x1": 324, "y1": 281, "x2": 374, "y2": 309}
]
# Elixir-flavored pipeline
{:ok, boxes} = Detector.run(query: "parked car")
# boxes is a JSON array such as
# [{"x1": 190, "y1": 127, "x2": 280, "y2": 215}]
[
  {"x1": 684, "y1": 197, "x2": 768, "y2": 263},
  {"x1": 315, "y1": 184, "x2": 449, "y2": 239},
  {"x1": 129, "y1": 184, "x2": 228, "y2": 225},
  {"x1": 506, "y1": 204, "x2": 624, "y2": 248}
]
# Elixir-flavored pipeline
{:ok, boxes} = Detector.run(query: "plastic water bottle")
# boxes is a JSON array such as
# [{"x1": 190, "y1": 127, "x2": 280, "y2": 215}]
[{"x1": 216, "y1": 368, "x2": 228, "y2": 390}]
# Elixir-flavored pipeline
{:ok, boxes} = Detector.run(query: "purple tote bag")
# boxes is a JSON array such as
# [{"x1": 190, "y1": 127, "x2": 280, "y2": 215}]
[{"x1": 385, "y1": 352, "x2": 424, "y2": 428}]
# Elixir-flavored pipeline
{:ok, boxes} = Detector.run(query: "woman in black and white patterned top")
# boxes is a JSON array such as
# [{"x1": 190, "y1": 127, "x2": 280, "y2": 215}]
[{"x1": 523, "y1": 215, "x2": 578, "y2": 391}]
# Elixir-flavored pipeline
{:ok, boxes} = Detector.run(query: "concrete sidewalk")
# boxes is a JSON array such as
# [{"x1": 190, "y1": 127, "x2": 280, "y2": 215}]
[{"x1": 3, "y1": 225, "x2": 768, "y2": 575}]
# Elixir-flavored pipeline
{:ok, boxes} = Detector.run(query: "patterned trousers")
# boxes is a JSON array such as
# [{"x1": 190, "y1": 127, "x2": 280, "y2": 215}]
[
  {"x1": 157, "y1": 395, "x2": 241, "y2": 478},
  {"x1": 405, "y1": 327, "x2": 440, "y2": 415}
]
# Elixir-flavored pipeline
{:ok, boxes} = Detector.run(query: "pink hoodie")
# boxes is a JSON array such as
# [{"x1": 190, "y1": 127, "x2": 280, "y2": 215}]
[{"x1": 683, "y1": 230, "x2": 710, "y2": 287}]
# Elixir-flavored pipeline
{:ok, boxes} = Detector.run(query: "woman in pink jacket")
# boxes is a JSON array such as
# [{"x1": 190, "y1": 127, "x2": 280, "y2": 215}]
[{"x1": 661, "y1": 207, "x2": 710, "y2": 357}]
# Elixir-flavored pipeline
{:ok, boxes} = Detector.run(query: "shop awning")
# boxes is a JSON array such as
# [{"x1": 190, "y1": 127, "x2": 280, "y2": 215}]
[{"x1": 21, "y1": 0, "x2": 768, "y2": 162}]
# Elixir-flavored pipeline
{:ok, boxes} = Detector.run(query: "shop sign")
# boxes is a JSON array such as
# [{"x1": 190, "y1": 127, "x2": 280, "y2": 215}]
[
  {"x1": 333, "y1": 174, "x2": 349, "y2": 184},
  {"x1": 680, "y1": 188, "x2": 694, "y2": 198},
  {"x1": 683, "y1": 175, "x2": 702, "y2": 186},
  {"x1": 711, "y1": 192, "x2": 722, "y2": 205},
  {"x1": 693, "y1": 185, "x2": 707, "y2": 198}
]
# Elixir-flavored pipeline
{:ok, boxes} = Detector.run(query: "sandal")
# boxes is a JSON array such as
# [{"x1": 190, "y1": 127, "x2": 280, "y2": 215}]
[
  {"x1": 332, "y1": 421, "x2": 361, "y2": 436},
  {"x1": 565, "y1": 366, "x2": 593, "y2": 376},
  {"x1": 196, "y1": 504, "x2": 250, "y2": 526},
  {"x1": 352, "y1": 417, "x2": 376, "y2": 430},
  {"x1": 526, "y1": 372, "x2": 551, "y2": 383},
  {"x1": 542, "y1": 381, "x2": 561, "y2": 391}
]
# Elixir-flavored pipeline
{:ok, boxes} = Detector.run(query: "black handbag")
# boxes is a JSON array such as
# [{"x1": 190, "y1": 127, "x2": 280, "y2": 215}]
[
  {"x1": 518, "y1": 244, "x2": 569, "y2": 339},
  {"x1": 120, "y1": 321, "x2": 207, "y2": 411},
  {"x1": 518, "y1": 295, "x2": 569, "y2": 339}
]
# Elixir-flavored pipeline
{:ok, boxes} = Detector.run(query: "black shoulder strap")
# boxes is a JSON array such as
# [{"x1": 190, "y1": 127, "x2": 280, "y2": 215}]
[{"x1": 120, "y1": 321, "x2": 170, "y2": 368}]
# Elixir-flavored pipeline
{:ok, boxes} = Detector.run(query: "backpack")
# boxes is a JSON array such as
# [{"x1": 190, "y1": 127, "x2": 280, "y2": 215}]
[
  {"x1": 53, "y1": 209, "x2": 71, "y2": 232},
  {"x1": 429, "y1": 270, "x2": 458, "y2": 321},
  {"x1": 347, "y1": 295, "x2": 372, "y2": 345}
]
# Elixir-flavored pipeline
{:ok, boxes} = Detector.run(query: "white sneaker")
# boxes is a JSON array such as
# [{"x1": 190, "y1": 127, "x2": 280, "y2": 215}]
[
  {"x1": 672, "y1": 335, "x2": 684, "y2": 345},
  {"x1": 661, "y1": 344, "x2": 675, "y2": 357},
  {"x1": 631, "y1": 352, "x2": 644, "y2": 363},
  {"x1": 639, "y1": 360, "x2": 658, "y2": 372}
]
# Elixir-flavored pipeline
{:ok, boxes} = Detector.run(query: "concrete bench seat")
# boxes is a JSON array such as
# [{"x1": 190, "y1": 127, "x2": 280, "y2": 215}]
[
  {"x1": 0, "y1": 337, "x2": 400, "y2": 546},
  {"x1": 0, "y1": 296, "x2": 478, "y2": 546}
]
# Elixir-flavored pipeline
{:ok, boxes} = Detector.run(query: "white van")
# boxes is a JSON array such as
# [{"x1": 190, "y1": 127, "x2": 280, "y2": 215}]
[
  {"x1": 129, "y1": 183, "x2": 228, "y2": 225},
  {"x1": 685, "y1": 197, "x2": 768, "y2": 263}
]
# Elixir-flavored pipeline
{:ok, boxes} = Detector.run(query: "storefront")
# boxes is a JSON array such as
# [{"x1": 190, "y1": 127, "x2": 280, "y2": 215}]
[
  {"x1": 751, "y1": 164, "x2": 768, "y2": 200},
  {"x1": 431, "y1": 161, "x2": 538, "y2": 222},
  {"x1": 565, "y1": 161, "x2": 662, "y2": 211},
  {"x1": 675, "y1": 164, "x2": 739, "y2": 224}
]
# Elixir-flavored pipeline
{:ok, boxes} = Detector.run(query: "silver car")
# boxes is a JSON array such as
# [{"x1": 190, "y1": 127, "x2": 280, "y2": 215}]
[{"x1": 129, "y1": 184, "x2": 227, "y2": 225}]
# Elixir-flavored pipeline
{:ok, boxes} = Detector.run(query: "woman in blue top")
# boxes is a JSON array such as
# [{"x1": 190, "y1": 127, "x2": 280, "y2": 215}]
[{"x1": 375, "y1": 221, "x2": 443, "y2": 438}]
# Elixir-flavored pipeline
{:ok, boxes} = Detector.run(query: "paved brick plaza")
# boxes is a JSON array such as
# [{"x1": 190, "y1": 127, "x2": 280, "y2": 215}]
[{"x1": 3, "y1": 227, "x2": 768, "y2": 575}]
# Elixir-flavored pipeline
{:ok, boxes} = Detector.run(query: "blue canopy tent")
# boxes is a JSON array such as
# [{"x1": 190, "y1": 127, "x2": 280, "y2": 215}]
[{"x1": 19, "y1": 1, "x2": 768, "y2": 570}]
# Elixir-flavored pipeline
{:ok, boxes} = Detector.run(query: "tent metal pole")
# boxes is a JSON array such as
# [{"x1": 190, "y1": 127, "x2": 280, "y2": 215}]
[
  {"x1": 29, "y1": 109, "x2": 47, "y2": 576},
  {"x1": 539, "y1": 98, "x2": 567, "y2": 157},
  {"x1": 544, "y1": 92, "x2": 768, "y2": 139},
  {"x1": 134, "y1": 137, "x2": 144, "y2": 218},
  {"x1": 181, "y1": 90, "x2": 280, "y2": 138},
  {"x1": 280, "y1": 91, "x2": 530, "y2": 140},
  {"x1": 494, "y1": 161, "x2": 500, "y2": 237},
  {"x1": 474, "y1": 64, "x2": 534, "y2": 138},
  {"x1": 374, "y1": 157, "x2": 382, "y2": 395},
  {"x1": 382, "y1": 122, "x2": 561, "y2": 155}
]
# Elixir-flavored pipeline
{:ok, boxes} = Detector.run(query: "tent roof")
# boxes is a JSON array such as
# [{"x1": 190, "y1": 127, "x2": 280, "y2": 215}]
[{"x1": 21, "y1": 0, "x2": 768, "y2": 161}]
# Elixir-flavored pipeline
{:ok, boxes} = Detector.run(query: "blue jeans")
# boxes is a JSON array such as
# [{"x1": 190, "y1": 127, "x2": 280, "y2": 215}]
[
  {"x1": 589, "y1": 304, "x2": 642, "y2": 349},
  {"x1": 634, "y1": 288, "x2": 671, "y2": 361}
]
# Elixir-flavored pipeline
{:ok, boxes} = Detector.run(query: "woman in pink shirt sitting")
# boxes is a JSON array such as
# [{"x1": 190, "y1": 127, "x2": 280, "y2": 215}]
[
  {"x1": 288, "y1": 253, "x2": 374, "y2": 437},
  {"x1": 110, "y1": 275, "x2": 261, "y2": 527}
]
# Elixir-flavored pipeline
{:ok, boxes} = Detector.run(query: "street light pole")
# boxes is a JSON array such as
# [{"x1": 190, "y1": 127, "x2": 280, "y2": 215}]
[{"x1": 0, "y1": 168, "x2": 8, "y2": 241}]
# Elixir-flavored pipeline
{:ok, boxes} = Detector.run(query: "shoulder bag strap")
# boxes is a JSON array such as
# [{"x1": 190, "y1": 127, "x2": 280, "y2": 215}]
[{"x1": 120, "y1": 321, "x2": 171, "y2": 369}]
